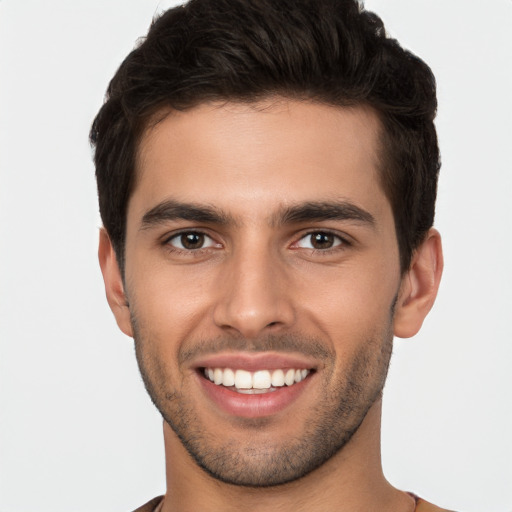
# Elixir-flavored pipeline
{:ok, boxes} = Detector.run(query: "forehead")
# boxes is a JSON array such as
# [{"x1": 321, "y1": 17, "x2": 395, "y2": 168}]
[{"x1": 131, "y1": 99, "x2": 388, "y2": 224}]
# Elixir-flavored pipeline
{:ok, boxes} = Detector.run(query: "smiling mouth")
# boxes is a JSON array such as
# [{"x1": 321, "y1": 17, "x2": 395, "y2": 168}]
[{"x1": 201, "y1": 367, "x2": 312, "y2": 394}]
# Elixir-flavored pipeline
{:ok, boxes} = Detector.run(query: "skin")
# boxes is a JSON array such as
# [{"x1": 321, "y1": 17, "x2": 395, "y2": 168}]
[{"x1": 99, "y1": 98, "x2": 443, "y2": 512}]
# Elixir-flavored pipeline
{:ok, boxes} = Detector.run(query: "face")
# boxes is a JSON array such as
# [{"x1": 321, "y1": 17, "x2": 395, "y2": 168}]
[{"x1": 117, "y1": 99, "x2": 403, "y2": 486}]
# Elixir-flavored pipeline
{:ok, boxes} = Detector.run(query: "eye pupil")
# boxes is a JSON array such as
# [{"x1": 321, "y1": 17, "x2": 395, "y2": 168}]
[
  {"x1": 181, "y1": 232, "x2": 204, "y2": 249},
  {"x1": 311, "y1": 232, "x2": 334, "y2": 249}
]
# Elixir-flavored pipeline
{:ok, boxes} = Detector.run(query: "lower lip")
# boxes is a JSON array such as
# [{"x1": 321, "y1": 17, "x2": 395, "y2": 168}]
[{"x1": 197, "y1": 372, "x2": 313, "y2": 418}]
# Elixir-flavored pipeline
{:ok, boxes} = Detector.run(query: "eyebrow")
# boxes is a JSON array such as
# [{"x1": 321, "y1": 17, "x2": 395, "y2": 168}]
[
  {"x1": 140, "y1": 199, "x2": 235, "y2": 230},
  {"x1": 139, "y1": 199, "x2": 375, "y2": 230},
  {"x1": 274, "y1": 201, "x2": 376, "y2": 227}
]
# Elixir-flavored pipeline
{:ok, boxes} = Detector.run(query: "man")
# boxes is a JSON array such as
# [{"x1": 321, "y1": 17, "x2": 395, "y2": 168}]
[{"x1": 90, "y1": 0, "x2": 448, "y2": 510}]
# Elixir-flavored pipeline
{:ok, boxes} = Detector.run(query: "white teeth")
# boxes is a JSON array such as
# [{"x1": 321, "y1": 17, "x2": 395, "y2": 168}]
[
  {"x1": 222, "y1": 368, "x2": 235, "y2": 387},
  {"x1": 253, "y1": 370, "x2": 271, "y2": 389},
  {"x1": 213, "y1": 368, "x2": 223, "y2": 385},
  {"x1": 284, "y1": 369, "x2": 295, "y2": 386},
  {"x1": 234, "y1": 369, "x2": 253, "y2": 389},
  {"x1": 271, "y1": 369, "x2": 285, "y2": 387},
  {"x1": 204, "y1": 366, "x2": 311, "y2": 390}
]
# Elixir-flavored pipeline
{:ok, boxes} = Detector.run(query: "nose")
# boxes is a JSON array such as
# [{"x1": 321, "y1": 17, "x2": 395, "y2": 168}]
[{"x1": 212, "y1": 245, "x2": 295, "y2": 339}]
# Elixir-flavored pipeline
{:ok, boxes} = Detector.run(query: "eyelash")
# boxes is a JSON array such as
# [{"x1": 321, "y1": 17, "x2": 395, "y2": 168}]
[
  {"x1": 292, "y1": 230, "x2": 351, "y2": 253},
  {"x1": 163, "y1": 230, "x2": 220, "y2": 254},
  {"x1": 163, "y1": 229, "x2": 351, "y2": 255}
]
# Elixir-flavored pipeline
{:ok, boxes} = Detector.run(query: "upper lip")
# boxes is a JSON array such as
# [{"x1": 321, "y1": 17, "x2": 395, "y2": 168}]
[{"x1": 192, "y1": 352, "x2": 319, "y2": 372}]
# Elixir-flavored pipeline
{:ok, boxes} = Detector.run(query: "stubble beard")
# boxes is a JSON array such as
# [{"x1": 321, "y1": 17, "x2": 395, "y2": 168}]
[{"x1": 132, "y1": 317, "x2": 394, "y2": 488}]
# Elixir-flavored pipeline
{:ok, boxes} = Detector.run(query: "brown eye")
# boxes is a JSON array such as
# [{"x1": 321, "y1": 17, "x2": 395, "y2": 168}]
[
  {"x1": 181, "y1": 233, "x2": 204, "y2": 249},
  {"x1": 168, "y1": 232, "x2": 216, "y2": 250},
  {"x1": 311, "y1": 233, "x2": 335, "y2": 249},
  {"x1": 296, "y1": 232, "x2": 343, "y2": 250}
]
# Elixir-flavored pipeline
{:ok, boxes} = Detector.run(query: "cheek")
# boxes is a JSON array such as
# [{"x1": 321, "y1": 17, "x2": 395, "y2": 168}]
[
  {"x1": 295, "y1": 259, "x2": 398, "y2": 344},
  {"x1": 125, "y1": 253, "x2": 220, "y2": 344}
]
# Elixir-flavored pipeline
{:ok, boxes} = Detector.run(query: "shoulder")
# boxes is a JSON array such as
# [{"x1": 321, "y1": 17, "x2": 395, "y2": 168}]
[
  {"x1": 415, "y1": 496, "x2": 457, "y2": 512},
  {"x1": 131, "y1": 496, "x2": 164, "y2": 512}
]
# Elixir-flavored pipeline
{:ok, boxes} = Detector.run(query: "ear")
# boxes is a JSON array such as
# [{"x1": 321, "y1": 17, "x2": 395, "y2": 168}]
[
  {"x1": 393, "y1": 228, "x2": 443, "y2": 338},
  {"x1": 98, "y1": 228, "x2": 133, "y2": 337}
]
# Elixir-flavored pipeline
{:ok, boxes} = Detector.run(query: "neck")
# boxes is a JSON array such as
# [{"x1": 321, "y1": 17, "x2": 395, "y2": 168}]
[{"x1": 160, "y1": 400, "x2": 415, "y2": 512}]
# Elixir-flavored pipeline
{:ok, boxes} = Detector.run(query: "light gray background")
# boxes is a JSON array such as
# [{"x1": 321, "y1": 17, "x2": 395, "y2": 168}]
[{"x1": 0, "y1": 1, "x2": 511, "y2": 510}]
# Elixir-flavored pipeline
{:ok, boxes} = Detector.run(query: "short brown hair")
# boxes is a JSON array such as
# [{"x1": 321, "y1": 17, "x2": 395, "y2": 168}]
[{"x1": 90, "y1": 0, "x2": 440, "y2": 272}]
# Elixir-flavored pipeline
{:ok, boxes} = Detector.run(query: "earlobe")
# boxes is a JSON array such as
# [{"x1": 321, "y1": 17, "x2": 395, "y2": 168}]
[
  {"x1": 98, "y1": 228, "x2": 133, "y2": 338},
  {"x1": 393, "y1": 228, "x2": 443, "y2": 338}
]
